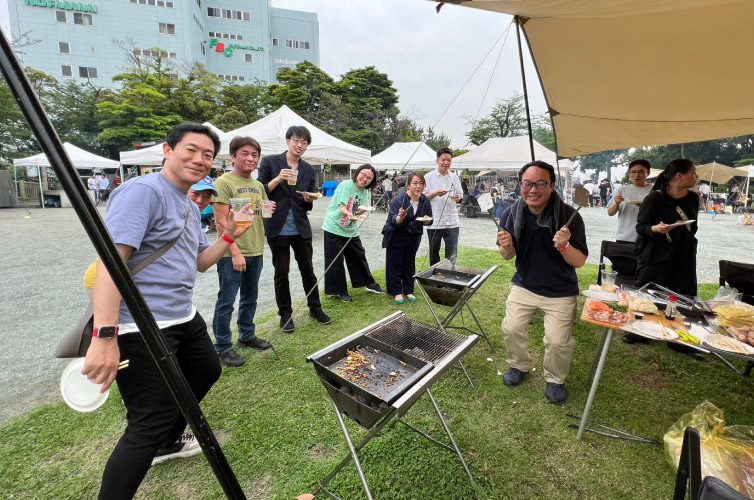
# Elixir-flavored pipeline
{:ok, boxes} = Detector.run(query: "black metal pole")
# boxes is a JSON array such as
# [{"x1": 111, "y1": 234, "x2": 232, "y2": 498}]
[
  {"x1": 0, "y1": 30, "x2": 245, "y2": 500},
  {"x1": 515, "y1": 16, "x2": 535, "y2": 162}
]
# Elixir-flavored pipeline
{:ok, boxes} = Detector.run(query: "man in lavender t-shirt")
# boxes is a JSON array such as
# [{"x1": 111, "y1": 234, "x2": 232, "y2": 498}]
[{"x1": 82, "y1": 123, "x2": 254, "y2": 500}]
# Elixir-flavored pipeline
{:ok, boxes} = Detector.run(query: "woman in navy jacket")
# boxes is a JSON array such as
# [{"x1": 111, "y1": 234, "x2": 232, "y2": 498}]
[{"x1": 382, "y1": 172, "x2": 433, "y2": 303}]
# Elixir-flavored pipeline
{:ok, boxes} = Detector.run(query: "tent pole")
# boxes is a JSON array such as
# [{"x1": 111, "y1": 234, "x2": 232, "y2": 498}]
[
  {"x1": 13, "y1": 164, "x2": 18, "y2": 206},
  {"x1": 515, "y1": 16, "x2": 535, "y2": 161},
  {"x1": 0, "y1": 29, "x2": 245, "y2": 500},
  {"x1": 38, "y1": 165, "x2": 45, "y2": 210}
]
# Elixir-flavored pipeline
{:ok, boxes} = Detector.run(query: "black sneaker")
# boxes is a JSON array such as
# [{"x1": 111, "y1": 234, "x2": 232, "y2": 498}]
[
  {"x1": 503, "y1": 368, "x2": 528, "y2": 387},
  {"x1": 218, "y1": 349, "x2": 245, "y2": 367},
  {"x1": 621, "y1": 333, "x2": 650, "y2": 344},
  {"x1": 364, "y1": 283, "x2": 385, "y2": 294},
  {"x1": 280, "y1": 314, "x2": 295, "y2": 333},
  {"x1": 545, "y1": 382, "x2": 567, "y2": 404},
  {"x1": 338, "y1": 293, "x2": 353, "y2": 302},
  {"x1": 309, "y1": 309, "x2": 332, "y2": 325},
  {"x1": 152, "y1": 433, "x2": 202, "y2": 465},
  {"x1": 237, "y1": 336, "x2": 270, "y2": 351}
]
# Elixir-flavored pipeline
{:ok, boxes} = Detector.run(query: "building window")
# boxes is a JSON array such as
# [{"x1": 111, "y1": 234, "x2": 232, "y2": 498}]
[
  {"x1": 91, "y1": 46, "x2": 96, "y2": 52},
  {"x1": 167, "y1": 73, "x2": 178, "y2": 80},
  {"x1": 223, "y1": 9, "x2": 231, "y2": 18},
  {"x1": 157, "y1": 0, "x2": 163, "y2": 4},
  {"x1": 55, "y1": 10, "x2": 67, "y2": 22},
  {"x1": 304, "y1": 42, "x2": 310, "y2": 50},
  {"x1": 166, "y1": 1, "x2": 173, "y2": 7},
  {"x1": 272, "y1": 38, "x2": 279, "y2": 47},
  {"x1": 130, "y1": 0, "x2": 137, "y2": 2},
  {"x1": 74, "y1": 13, "x2": 93, "y2": 25},
  {"x1": 59, "y1": 42, "x2": 70, "y2": 54},
  {"x1": 169, "y1": 52, "x2": 177, "y2": 59},
  {"x1": 286, "y1": 40, "x2": 293, "y2": 48},
  {"x1": 243, "y1": 12, "x2": 250, "y2": 21},
  {"x1": 230, "y1": 34, "x2": 236, "y2": 40},
  {"x1": 159, "y1": 23, "x2": 176, "y2": 35},
  {"x1": 139, "y1": 0, "x2": 146, "y2": 4},
  {"x1": 148, "y1": 0, "x2": 155, "y2": 5},
  {"x1": 207, "y1": 7, "x2": 217, "y2": 17},
  {"x1": 78, "y1": 66, "x2": 98, "y2": 79},
  {"x1": 201, "y1": 43, "x2": 205, "y2": 55},
  {"x1": 61, "y1": 65, "x2": 72, "y2": 77},
  {"x1": 245, "y1": 53, "x2": 253, "y2": 63}
]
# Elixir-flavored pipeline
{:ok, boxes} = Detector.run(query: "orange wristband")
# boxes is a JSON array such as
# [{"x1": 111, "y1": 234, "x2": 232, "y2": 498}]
[
  {"x1": 221, "y1": 234, "x2": 235, "y2": 244},
  {"x1": 558, "y1": 242, "x2": 569, "y2": 252}
]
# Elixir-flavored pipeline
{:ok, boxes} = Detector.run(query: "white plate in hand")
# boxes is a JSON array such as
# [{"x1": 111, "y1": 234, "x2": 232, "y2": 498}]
[
  {"x1": 60, "y1": 358, "x2": 110, "y2": 412},
  {"x1": 631, "y1": 320, "x2": 678, "y2": 340},
  {"x1": 666, "y1": 220, "x2": 695, "y2": 228}
]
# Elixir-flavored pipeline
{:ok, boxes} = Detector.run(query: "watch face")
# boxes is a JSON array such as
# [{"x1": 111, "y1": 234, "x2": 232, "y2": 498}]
[{"x1": 98, "y1": 326, "x2": 118, "y2": 339}]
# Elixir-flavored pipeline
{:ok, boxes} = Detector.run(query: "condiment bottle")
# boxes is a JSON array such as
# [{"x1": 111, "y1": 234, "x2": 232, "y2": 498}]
[{"x1": 665, "y1": 295, "x2": 678, "y2": 320}]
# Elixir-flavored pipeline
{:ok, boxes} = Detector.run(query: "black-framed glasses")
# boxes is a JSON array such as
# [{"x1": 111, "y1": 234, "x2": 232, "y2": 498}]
[{"x1": 521, "y1": 180, "x2": 551, "y2": 190}]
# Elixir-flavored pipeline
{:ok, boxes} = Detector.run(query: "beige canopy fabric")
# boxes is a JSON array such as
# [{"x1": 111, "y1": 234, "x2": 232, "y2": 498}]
[
  {"x1": 695, "y1": 162, "x2": 745, "y2": 184},
  {"x1": 432, "y1": 1, "x2": 754, "y2": 158}
]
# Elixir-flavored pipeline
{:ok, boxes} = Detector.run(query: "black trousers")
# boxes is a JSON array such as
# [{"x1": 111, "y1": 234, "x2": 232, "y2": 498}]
[
  {"x1": 636, "y1": 256, "x2": 698, "y2": 297},
  {"x1": 385, "y1": 232, "x2": 421, "y2": 296},
  {"x1": 99, "y1": 313, "x2": 221, "y2": 500},
  {"x1": 323, "y1": 231, "x2": 376, "y2": 295},
  {"x1": 267, "y1": 234, "x2": 322, "y2": 315}
]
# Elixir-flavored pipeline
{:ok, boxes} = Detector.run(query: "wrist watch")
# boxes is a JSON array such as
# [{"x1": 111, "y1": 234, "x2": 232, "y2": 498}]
[{"x1": 93, "y1": 325, "x2": 119, "y2": 339}]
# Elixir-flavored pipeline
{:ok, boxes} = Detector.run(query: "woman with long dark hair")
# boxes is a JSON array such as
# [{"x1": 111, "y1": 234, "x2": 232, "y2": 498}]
[
  {"x1": 634, "y1": 158, "x2": 699, "y2": 294},
  {"x1": 322, "y1": 164, "x2": 384, "y2": 302},
  {"x1": 623, "y1": 159, "x2": 701, "y2": 349},
  {"x1": 382, "y1": 172, "x2": 433, "y2": 304}
]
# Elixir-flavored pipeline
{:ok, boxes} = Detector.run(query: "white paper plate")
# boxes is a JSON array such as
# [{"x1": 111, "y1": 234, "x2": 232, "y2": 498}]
[
  {"x1": 703, "y1": 334, "x2": 754, "y2": 355},
  {"x1": 625, "y1": 200, "x2": 643, "y2": 205},
  {"x1": 60, "y1": 358, "x2": 110, "y2": 412},
  {"x1": 631, "y1": 320, "x2": 678, "y2": 340},
  {"x1": 582, "y1": 289, "x2": 619, "y2": 302},
  {"x1": 416, "y1": 216, "x2": 433, "y2": 222},
  {"x1": 667, "y1": 220, "x2": 695, "y2": 228},
  {"x1": 358, "y1": 205, "x2": 375, "y2": 211}
]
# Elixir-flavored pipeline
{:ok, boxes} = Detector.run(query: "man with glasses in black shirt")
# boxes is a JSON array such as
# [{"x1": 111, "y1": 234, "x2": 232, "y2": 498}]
[{"x1": 496, "y1": 161, "x2": 588, "y2": 404}]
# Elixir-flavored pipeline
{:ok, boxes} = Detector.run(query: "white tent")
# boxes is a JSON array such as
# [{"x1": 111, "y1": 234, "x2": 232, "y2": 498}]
[
  {"x1": 354, "y1": 142, "x2": 437, "y2": 172},
  {"x1": 15, "y1": 142, "x2": 119, "y2": 170},
  {"x1": 219, "y1": 105, "x2": 370, "y2": 165},
  {"x1": 453, "y1": 136, "x2": 573, "y2": 174},
  {"x1": 119, "y1": 122, "x2": 227, "y2": 166}
]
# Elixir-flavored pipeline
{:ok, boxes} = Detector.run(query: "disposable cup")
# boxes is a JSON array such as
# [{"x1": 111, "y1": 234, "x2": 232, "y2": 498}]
[
  {"x1": 261, "y1": 201, "x2": 275, "y2": 218},
  {"x1": 287, "y1": 169, "x2": 298, "y2": 185},
  {"x1": 601, "y1": 270, "x2": 618, "y2": 293},
  {"x1": 230, "y1": 197, "x2": 252, "y2": 226}
]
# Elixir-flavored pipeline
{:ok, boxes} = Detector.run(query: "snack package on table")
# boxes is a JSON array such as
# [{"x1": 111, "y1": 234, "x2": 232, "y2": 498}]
[
  {"x1": 664, "y1": 400, "x2": 754, "y2": 497},
  {"x1": 713, "y1": 302, "x2": 754, "y2": 328},
  {"x1": 618, "y1": 289, "x2": 660, "y2": 314}
]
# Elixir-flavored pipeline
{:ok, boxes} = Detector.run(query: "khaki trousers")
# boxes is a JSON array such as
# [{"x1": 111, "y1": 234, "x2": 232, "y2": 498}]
[{"x1": 501, "y1": 284, "x2": 577, "y2": 384}]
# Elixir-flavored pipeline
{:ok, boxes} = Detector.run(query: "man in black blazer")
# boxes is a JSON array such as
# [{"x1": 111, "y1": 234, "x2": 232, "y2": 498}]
[{"x1": 258, "y1": 125, "x2": 331, "y2": 332}]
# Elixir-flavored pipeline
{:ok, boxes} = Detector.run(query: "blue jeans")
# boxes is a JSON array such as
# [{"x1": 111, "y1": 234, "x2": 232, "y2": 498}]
[{"x1": 212, "y1": 255, "x2": 263, "y2": 354}]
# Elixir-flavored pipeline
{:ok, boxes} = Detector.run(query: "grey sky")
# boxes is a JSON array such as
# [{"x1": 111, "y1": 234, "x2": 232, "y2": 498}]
[{"x1": 272, "y1": 0, "x2": 547, "y2": 149}]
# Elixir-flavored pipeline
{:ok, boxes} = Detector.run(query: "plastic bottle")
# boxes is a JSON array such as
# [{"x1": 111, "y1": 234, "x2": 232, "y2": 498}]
[{"x1": 665, "y1": 295, "x2": 678, "y2": 320}]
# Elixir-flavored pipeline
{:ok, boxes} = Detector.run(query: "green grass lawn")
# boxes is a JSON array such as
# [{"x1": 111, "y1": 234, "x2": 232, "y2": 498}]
[{"x1": 1, "y1": 247, "x2": 752, "y2": 499}]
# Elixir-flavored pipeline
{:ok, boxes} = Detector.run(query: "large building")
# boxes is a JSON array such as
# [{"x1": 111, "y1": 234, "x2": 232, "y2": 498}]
[{"x1": 5, "y1": 0, "x2": 319, "y2": 86}]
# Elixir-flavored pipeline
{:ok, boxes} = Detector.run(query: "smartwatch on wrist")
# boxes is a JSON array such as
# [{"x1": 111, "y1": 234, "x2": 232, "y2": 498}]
[{"x1": 93, "y1": 325, "x2": 119, "y2": 339}]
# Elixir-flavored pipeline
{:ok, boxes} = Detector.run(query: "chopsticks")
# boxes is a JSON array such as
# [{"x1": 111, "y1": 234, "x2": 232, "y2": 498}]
[
  {"x1": 720, "y1": 336, "x2": 747, "y2": 355},
  {"x1": 118, "y1": 359, "x2": 130, "y2": 371}
]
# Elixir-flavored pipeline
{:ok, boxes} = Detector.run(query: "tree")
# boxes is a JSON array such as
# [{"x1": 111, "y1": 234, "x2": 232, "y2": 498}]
[
  {"x1": 532, "y1": 114, "x2": 556, "y2": 152},
  {"x1": 578, "y1": 150, "x2": 629, "y2": 182},
  {"x1": 217, "y1": 80, "x2": 271, "y2": 127},
  {"x1": 422, "y1": 126, "x2": 451, "y2": 152},
  {"x1": 268, "y1": 61, "x2": 335, "y2": 118},
  {"x1": 465, "y1": 93, "x2": 527, "y2": 146}
]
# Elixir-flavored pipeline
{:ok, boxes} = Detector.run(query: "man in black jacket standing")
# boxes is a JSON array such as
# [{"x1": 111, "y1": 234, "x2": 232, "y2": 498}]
[{"x1": 258, "y1": 125, "x2": 331, "y2": 332}]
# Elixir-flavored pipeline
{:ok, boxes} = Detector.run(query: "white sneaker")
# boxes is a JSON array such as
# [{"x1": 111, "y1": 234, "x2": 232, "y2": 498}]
[{"x1": 151, "y1": 433, "x2": 202, "y2": 465}]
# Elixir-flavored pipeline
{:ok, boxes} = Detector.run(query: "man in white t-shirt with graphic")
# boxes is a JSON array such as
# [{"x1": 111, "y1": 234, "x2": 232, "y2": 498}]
[{"x1": 424, "y1": 147, "x2": 463, "y2": 265}]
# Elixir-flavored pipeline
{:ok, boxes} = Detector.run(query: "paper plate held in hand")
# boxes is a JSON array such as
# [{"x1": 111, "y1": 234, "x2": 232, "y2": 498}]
[
  {"x1": 631, "y1": 320, "x2": 678, "y2": 340},
  {"x1": 60, "y1": 358, "x2": 110, "y2": 412}
]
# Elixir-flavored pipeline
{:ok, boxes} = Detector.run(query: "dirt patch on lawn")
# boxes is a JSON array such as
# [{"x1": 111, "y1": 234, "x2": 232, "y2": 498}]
[
  {"x1": 307, "y1": 443, "x2": 336, "y2": 460},
  {"x1": 630, "y1": 371, "x2": 669, "y2": 391},
  {"x1": 246, "y1": 472, "x2": 273, "y2": 499}
]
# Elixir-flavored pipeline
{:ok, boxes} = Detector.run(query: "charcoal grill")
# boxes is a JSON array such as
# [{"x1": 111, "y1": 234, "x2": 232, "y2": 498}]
[
  {"x1": 415, "y1": 259, "x2": 498, "y2": 353},
  {"x1": 307, "y1": 311, "x2": 478, "y2": 499}
]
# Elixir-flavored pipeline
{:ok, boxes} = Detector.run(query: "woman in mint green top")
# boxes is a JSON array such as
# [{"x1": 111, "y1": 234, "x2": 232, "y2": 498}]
[{"x1": 322, "y1": 164, "x2": 384, "y2": 302}]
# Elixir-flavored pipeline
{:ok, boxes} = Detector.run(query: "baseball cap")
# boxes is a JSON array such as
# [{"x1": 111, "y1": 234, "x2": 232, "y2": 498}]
[{"x1": 190, "y1": 176, "x2": 218, "y2": 197}]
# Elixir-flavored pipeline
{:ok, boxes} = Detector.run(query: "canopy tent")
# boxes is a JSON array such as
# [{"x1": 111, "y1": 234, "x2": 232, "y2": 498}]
[
  {"x1": 736, "y1": 165, "x2": 754, "y2": 178},
  {"x1": 453, "y1": 136, "x2": 572, "y2": 174},
  {"x1": 355, "y1": 142, "x2": 437, "y2": 172},
  {"x1": 695, "y1": 162, "x2": 745, "y2": 185},
  {"x1": 219, "y1": 105, "x2": 370, "y2": 165},
  {"x1": 14, "y1": 142, "x2": 119, "y2": 170},
  {"x1": 431, "y1": 1, "x2": 754, "y2": 158},
  {"x1": 119, "y1": 122, "x2": 226, "y2": 166}
]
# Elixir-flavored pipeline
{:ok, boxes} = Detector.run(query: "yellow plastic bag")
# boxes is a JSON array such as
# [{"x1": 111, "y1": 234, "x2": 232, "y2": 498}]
[{"x1": 664, "y1": 401, "x2": 754, "y2": 497}]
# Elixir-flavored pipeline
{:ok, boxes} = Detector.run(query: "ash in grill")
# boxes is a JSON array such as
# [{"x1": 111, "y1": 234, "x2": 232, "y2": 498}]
[{"x1": 364, "y1": 316, "x2": 468, "y2": 363}]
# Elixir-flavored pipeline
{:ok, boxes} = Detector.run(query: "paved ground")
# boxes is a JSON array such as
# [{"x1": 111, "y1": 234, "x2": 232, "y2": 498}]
[{"x1": 1, "y1": 201, "x2": 752, "y2": 424}]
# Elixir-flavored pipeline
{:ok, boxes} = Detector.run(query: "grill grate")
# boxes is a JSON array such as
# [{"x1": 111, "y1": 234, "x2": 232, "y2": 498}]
[{"x1": 365, "y1": 316, "x2": 468, "y2": 363}]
